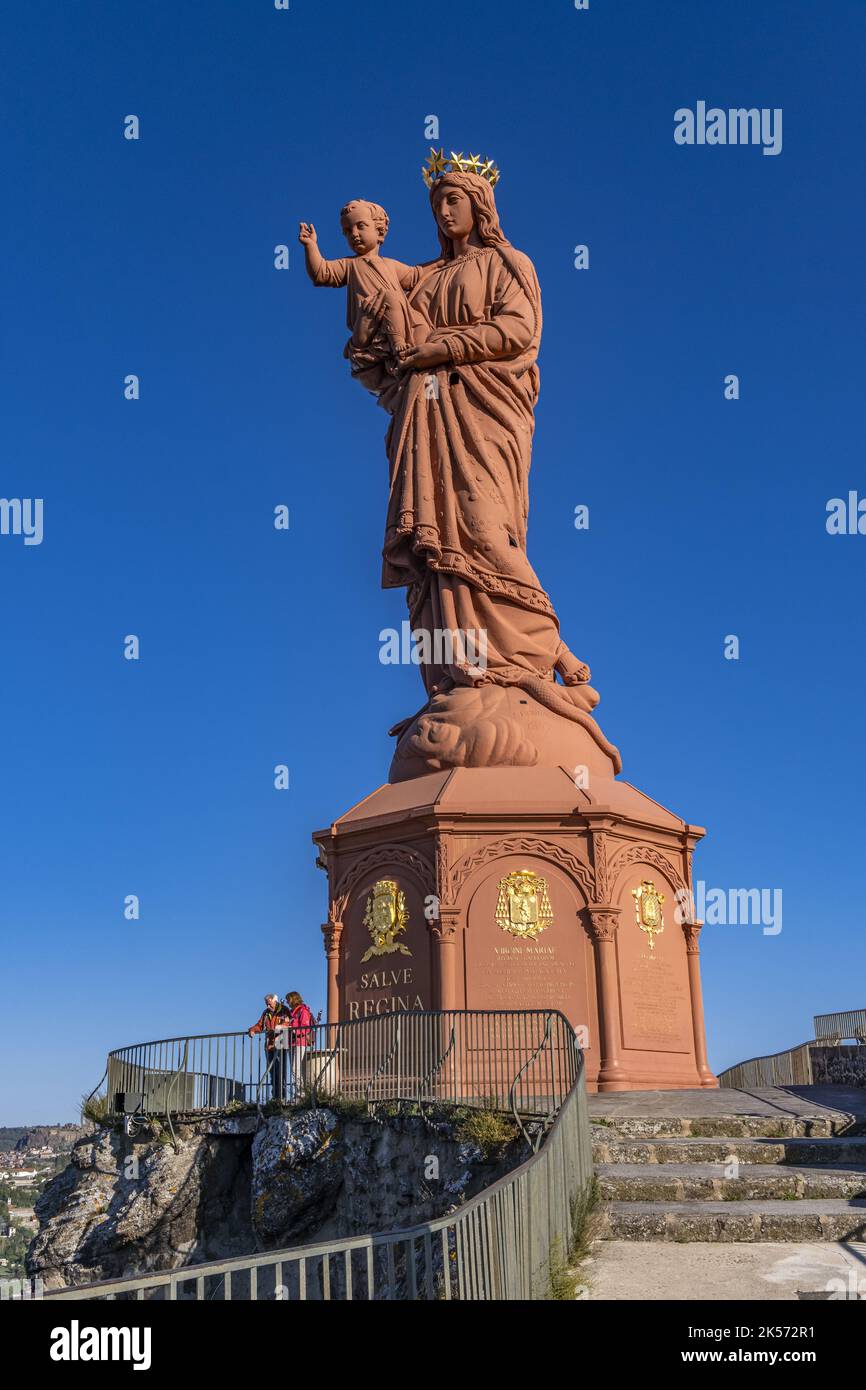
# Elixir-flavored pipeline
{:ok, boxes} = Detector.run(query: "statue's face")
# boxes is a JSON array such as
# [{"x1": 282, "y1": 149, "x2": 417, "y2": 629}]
[
  {"x1": 434, "y1": 187, "x2": 475, "y2": 243},
  {"x1": 341, "y1": 206, "x2": 380, "y2": 255}
]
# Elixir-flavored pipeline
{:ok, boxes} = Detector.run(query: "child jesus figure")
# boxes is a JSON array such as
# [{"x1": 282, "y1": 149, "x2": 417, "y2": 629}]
[{"x1": 299, "y1": 200, "x2": 434, "y2": 375}]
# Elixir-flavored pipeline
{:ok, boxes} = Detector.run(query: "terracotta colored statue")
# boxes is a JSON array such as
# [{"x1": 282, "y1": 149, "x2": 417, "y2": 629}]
[{"x1": 302, "y1": 151, "x2": 621, "y2": 780}]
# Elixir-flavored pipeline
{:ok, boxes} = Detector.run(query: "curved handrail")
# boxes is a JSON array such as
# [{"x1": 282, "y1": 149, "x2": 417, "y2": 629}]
[
  {"x1": 309, "y1": 1026, "x2": 343, "y2": 1110},
  {"x1": 508, "y1": 1010, "x2": 554, "y2": 1150},
  {"x1": 108, "y1": 1030, "x2": 251, "y2": 1055},
  {"x1": 106, "y1": 1010, "x2": 576, "y2": 1058},
  {"x1": 102, "y1": 1010, "x2": 578, "y2": 1126},
  {"x1": 47, "y1": 1029, "x2": 590, "y2": 1302},
  {"x1": 415, "y1": 1022, "x2": 457, "y2": 1118},
  {"x1": 82, "y1": 1066, "x2": 107, "y2": 1115},
  {"x1": 363, "y1": 1017, "x2": 403, "y2": 1116}
]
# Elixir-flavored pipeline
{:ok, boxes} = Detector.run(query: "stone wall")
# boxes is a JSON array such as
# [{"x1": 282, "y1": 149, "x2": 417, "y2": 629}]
[{"x1": 810, "y1": 1045, "x2": 866, "y2": 1088}]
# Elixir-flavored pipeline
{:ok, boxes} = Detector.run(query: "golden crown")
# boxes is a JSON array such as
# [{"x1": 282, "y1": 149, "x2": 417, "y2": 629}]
[
  {"x1": 422, "y1": 147, "x2": 502, "y2": 189},
  {"x1": 371, "y1": 878, "x2": 398, "y2": 895}
]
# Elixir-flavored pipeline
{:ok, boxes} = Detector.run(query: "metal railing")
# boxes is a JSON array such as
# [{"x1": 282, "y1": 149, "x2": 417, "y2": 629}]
[
  {"x1": 718, "y1": 1010, "x2": 866, "y2": 1089},
  {"x1": 50, "y1": 1019, "x2": 591, "y2": 1302},
  {"x1": 101, "y1": 1010, "x2": 578, "y2": 1130},
  {"x1": 814, "y1": 1009, "x2": 866, "y2": 1045},
  {"x1": 716, "y1": 1040, "x2": 816, "y2": 1090}
]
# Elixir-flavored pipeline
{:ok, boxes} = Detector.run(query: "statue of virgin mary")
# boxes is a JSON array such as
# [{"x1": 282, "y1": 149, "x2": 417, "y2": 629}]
[{"x1": 315, "y1": 151, "x2": 620, "y2": 781}]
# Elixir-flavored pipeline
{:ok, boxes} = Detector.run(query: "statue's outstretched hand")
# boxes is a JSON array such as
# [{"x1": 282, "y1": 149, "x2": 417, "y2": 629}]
[{"x1": 298, "y1": 222, "x2": 317, "y2": 245}]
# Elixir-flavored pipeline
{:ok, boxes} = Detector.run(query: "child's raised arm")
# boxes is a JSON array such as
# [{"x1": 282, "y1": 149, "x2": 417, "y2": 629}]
[{"x1": 299, "y1": 222, "x2": 350, "y2": 287}]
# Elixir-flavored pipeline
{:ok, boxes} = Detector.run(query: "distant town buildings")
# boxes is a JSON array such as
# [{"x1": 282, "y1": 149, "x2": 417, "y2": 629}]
[{"x1": 0, "y1": 1122, "x2": 90, "y2": 1280}]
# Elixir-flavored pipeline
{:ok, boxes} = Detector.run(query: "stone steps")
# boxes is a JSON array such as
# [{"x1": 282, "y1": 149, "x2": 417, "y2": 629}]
[
  {"x1": 593, "y1": 1135, "x2": 866, "y2": 1167},
  {"x1": 589, "y1": 1089, "x2": 866, "y2": 1244},
  {"x1": 597, "y1": 1162, "x2": 866, "y2": 1202},
  {"x1": 601, "y1": 1199, "x2": 866, "y2": 1243},
  {"x1": 592, "y1": 1113, "x2": 850, "y2": 1140}
]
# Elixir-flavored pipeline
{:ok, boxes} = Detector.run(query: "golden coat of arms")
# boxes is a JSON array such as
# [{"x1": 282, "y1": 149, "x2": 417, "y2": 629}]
[
  {"x1": 495, "y1": 870, "x2": 553, "y2": 941},
  {"x1": 632, "y1": 879, "x2": 665, "y2": 951},
  {"x1": 361, "y1": 879, "x2": 412, "y2": 961}
]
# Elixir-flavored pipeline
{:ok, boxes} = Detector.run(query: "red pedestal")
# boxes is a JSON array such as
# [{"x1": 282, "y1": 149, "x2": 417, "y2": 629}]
[{"x1": 313, "y1": 765, "x2": 717, "y2": 1093}]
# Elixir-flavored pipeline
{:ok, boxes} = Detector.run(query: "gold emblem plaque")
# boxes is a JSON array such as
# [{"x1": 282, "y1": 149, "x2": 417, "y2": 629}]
[
  {"x1": 361, "y1": 879, "x2": 412, "y2": 962},
  {"x1": 632, "y1": 880, "x2": 665, "y2": 951},
  {"x1": 495, "y1": 870, "x2": 553, "y2": 941}
]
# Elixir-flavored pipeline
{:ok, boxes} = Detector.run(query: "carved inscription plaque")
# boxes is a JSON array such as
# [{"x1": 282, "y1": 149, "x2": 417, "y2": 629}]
[{"x1": 619, "y1": 952, "x2": 692, "y2": 1054}]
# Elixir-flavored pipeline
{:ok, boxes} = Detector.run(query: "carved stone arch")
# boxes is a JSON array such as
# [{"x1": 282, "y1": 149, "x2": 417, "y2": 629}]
[
  {"x1": 607, "y1": 843, "x2": 686, "y2": 897},
  {"x1": 444, "y1": 836, "x2": 596, "y2": 907},
  {"x1": 332, "y1": 845, "x2": 434, "y2": 921}
]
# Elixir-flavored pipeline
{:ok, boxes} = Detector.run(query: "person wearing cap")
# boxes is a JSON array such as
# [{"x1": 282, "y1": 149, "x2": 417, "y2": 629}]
[{"x1": 248, "y1": 994, "x2": 289, "y2": 1101}]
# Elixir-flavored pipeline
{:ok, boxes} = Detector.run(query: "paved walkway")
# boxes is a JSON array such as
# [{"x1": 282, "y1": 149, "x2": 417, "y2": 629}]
[
  {"x1": 589, "y1": 1086, "x2": 866, "y2": 1128},
  {"x1": 584, "y1": 1240, "x2": 866, "y2": 1301}
]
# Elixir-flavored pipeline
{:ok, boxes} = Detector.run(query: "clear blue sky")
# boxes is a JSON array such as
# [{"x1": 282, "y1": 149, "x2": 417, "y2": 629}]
[{"x1": 2, "y1": 0, "x2": 864, "y2": 1123}]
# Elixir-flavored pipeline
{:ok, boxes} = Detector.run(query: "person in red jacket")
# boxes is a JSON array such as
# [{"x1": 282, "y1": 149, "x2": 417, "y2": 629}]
[
  {"x1": 248, "y1": 994, "x2": 289, "y2": 1101},
  {"x1": 283, "y1": 991, "x2": 318, "y2": 1101}
]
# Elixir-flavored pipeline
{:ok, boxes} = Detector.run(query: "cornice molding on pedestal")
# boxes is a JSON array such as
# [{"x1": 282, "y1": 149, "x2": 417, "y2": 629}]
[
  {"x1": 331, "y1": 844, "x2": 434, "y2": 920},
  {"x1": 607, "y1": 841, "x2": 686, "y2": 896},
  {"x1": 443, "y1": 834, "x2": 596, "y2": 907}
]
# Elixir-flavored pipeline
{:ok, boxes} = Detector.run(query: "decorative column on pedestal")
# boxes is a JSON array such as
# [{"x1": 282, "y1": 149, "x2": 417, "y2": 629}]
[
  {"x1": 431, "y1": 908, "x2": 460, "y2": 1012},
  {"x1": 587, "y1": 905, "x2": 624, "y2": 1090},
  {"x1": 321, "y1": 919, "x2": 343, "y2": 1026},
  {"x1": 682, "y1": 921, "x2": 717, "y2": 1087}
]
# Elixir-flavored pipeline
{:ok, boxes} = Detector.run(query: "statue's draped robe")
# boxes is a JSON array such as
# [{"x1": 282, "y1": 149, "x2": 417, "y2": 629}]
[
  {"x1": 308, "y1": 253, "x2": 428, "y2": 360},
  {"x1": 378, "y1": 244, "x2": 564, "y2": 694}
]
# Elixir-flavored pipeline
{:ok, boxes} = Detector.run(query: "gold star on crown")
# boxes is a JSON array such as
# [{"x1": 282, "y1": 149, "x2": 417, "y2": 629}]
[{"x1": 422, "y1": 148, "x2": 501, "y2": 189}]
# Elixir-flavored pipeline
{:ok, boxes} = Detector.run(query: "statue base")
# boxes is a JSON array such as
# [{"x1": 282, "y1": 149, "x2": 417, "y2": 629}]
[
  {"x1": 313, "y1": 765, "x2": 717, "y2": 1093},
  {"x1": 389, "y1": 682, "x2": 623, "y2": 782}
]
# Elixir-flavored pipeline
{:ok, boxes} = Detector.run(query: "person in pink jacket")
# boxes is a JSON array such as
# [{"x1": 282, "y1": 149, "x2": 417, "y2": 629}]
[{"x1": 283, "y1": 992, "x2": 318, "y2": 1101}]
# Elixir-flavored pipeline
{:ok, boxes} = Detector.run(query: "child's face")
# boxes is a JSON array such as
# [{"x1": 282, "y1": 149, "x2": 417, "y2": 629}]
[{"x1": 341, "y1": 209, "x2": 380, "y2": 255}]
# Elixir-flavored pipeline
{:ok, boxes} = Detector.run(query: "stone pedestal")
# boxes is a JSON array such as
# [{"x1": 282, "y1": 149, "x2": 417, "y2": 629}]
[{"x1": 313, "y1": 764, "x2": 717, "y2": 1093}]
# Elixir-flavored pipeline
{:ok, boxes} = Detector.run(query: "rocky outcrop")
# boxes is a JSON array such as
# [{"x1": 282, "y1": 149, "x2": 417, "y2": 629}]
[
  {"x1": 29, "y1": 1117, "x2": 256, "y2": 1289},
  {"x1": 28, "y1": 1105, "x2": 524, "y2": 1290}
]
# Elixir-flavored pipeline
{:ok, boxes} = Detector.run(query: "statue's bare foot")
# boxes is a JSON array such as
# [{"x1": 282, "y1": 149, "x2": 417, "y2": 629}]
[
  {"x1": 560, "y1": 681, "x2": 600, "y2": 712},
  {"x1": 555, "y1": 648, "x2": 591, "y2": 685}
]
